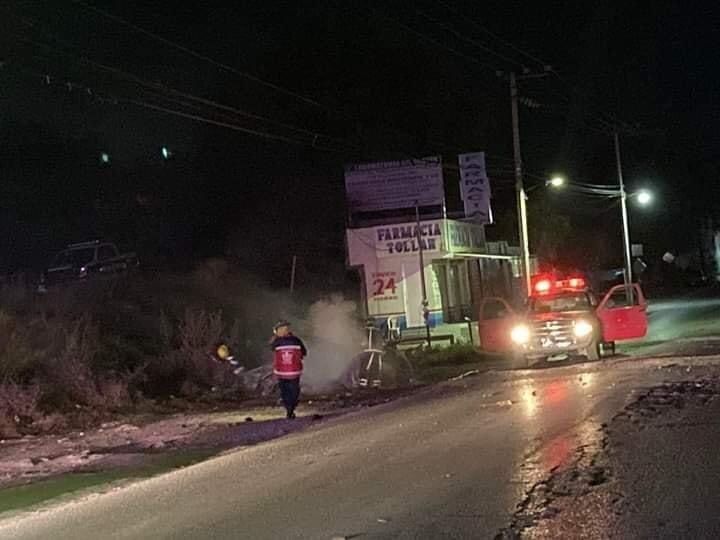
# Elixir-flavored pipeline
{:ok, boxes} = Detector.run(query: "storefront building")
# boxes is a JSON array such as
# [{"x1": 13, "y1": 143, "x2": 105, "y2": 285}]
[{"x1": 347, "y1": 218, "x2": 524, "y2": 329}]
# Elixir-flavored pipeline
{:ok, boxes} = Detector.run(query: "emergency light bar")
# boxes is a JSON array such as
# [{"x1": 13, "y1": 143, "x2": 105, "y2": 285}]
[{"x1": 530, "y1": 274, "x2": 587, "y2": 296}]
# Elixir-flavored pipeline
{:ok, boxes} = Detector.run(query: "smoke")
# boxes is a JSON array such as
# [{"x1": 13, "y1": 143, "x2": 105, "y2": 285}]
[
  {"x1": 300, "y1": 295, "x2": 365, "y2": 393},
  {"x1": 190, "y1": 259, "x2": 365, "y2": 393}
]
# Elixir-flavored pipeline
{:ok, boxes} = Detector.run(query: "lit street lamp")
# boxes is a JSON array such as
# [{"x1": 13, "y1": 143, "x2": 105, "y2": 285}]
[
  {"x1": 635, "y1": 189, "x2": 652, "y2": 206},
  {"x1": 547, "y1": 175, "x2": 565, "y2": 188},
  {"x1": 539, "y1": 172, "x2": 653, "y2": 296}
]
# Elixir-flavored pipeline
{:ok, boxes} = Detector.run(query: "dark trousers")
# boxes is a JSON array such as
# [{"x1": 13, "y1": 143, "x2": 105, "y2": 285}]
[{"x1": 278, "y1": 378, "x2": 301, "y2": 414}]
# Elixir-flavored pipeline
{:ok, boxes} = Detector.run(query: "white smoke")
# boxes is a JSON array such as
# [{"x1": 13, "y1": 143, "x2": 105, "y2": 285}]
[{"x1": 300, "y1": 295, "x2": 365, "y2": 393}]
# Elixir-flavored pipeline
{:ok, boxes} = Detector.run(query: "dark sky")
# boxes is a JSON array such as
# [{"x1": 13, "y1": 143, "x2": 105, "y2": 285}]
[{"x1": 0, "y1": 0, "x2": 717, "y2": 277}]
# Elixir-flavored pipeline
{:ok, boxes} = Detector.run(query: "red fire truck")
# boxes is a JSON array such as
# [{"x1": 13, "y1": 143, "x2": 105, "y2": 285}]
[{"x1": 477, "y1": 274, "x2": 648, "y2": 362}]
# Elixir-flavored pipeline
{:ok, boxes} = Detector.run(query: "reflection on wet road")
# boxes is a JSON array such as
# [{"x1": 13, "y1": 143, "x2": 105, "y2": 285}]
[{"x1": 6, "y1": 354, "x2": 720, "y2": 539}]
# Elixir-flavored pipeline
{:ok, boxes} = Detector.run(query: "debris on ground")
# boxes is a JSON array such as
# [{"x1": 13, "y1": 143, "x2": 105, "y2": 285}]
[{"x1": 0, "y1": 387, "x2": 420, "y2": 490}]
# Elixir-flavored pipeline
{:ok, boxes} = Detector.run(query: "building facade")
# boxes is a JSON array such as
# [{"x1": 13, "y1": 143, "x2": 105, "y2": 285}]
[{"x1": 346, "y1": 218, "x2": 525, "y2": 329}]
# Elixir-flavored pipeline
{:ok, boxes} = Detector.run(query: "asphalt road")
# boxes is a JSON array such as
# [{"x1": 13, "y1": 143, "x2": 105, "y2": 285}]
[{"x1": 3, "y1": 297, "x2": 720, "y2": 539}]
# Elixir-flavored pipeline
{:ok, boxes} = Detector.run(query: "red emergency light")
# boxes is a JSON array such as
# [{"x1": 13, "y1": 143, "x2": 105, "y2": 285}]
[
  {"x1": 566, "y1": 277, "x2": 586, "y2": 290},
  {"x1": 530, "y1": 274, "x2": 587, "y2": 296},
  {"x1": 531, "y1": 273, "x2": 556, "y2": 295}
]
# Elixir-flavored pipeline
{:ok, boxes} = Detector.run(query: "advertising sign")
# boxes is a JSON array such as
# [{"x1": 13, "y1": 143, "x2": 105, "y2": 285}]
[
  {"x1": 446, "y1": 220, "x2": 485, "y2": 253},
  {"x1": 458, "y1": 152, "x2": 492, "y2": 224},
  {"x1": 344, "y1": 157, "x2": 444, "y2": 213}
]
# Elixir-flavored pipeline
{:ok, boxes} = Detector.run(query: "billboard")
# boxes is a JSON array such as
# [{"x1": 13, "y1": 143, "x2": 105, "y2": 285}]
[
  {"x1": 344, "y1": 157, "x2": 444, "y2": 213},
  {"x1": 458, "y1": 152, "x2": 492, "y2": 224}
]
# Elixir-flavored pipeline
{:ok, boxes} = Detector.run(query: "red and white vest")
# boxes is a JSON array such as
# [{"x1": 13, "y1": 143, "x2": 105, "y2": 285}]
[{"x1": 273, "y1": 344, "x2": 304, "y2": 379}]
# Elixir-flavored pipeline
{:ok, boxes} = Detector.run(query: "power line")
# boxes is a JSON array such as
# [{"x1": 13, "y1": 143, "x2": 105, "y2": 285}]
[
  {"x1": 9, "y1": 26, "x2": 355, "y2": 149},
  {"x1": 10, "y1": 7, "x2": 479, "y2": 162},
  {"x1": 8, "y1": 57, "x2": 351, "y2": 151},
  {"x1": 124, "y1": 99, "x2": 330, "y2": 148},
  {"x1": 415, "y1": 9, "x2": 525, "y2": 69},
  {"x1": 67, "y1": 0, "x2": 337, "y2": 114},
  {"x1": 430, "y1": 2, "x2": 641, "y2": 136},
  {"x1": 370, "y1": 9, "x2": 502, "y2": 78},
  {"x1": 6, "y1": 5, "x2": 564, "y2": 177},
  {"x1": 434, "y1": 0, "x2": 548, "y2": 69}
]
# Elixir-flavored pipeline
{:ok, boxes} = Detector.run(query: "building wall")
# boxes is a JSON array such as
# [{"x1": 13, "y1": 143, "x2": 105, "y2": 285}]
[{"x1": 347, "y1": 219, "x2": 486, "y2": 328}]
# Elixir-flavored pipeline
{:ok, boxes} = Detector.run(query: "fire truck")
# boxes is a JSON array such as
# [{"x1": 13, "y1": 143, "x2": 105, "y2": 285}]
[{"x1": 477, "y1": 274, "x2": 648, "y2": 363}]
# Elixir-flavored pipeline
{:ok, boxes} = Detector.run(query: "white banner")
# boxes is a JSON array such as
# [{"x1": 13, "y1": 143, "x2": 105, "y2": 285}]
[
  {"x1": 344, "y1": 157, "x2": 444, "y2": 213},
  {"x1": 458, "y1": 152, "x2": 492, "y2": 224}
]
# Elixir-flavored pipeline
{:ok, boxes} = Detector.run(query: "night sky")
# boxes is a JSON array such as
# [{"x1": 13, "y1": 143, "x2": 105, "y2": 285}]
[{"x1": 0, "y1": 1, "x2": 717, "y2": 283}]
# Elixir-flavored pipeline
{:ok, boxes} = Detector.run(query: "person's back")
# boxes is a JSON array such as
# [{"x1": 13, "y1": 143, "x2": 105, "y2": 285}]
[{"x1": 270, "y1": 321, "x2": 307, "y2": 419}]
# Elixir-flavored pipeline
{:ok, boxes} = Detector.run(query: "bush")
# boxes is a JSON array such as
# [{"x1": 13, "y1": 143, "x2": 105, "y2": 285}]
[
  {"x1": 0, "y1": 259, "x2": 313, "y2": 421},
  {"x1": 0, "y1": 381, "x2": 41, "y2": 425},
  {"x1": 141, "y1": 308, "x2": 241, "y2": 398}
]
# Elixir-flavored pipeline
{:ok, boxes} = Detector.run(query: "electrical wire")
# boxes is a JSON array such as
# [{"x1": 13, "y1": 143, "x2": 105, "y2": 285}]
[
  {"x1": 68, "y1": 0, "x2": 337, "y2": 114},
  {"x1": 7, "y1": 57, "x2": 350, "y2": 151},
  {"x1": 415, "y1": 9, "x2": 525, "y2": 69},
  {"x1": 11, "y1": 27, "x2": 352, "y2": 148},
  {"x1": 369, "y1": 8, "x2": 503, "y2": 84},
  {"x1": 434, "y1": 0, "x2": 548, "y2": 69},
  {"x1": 430, "y1": 1, "x2": 641, "y2": 136}
]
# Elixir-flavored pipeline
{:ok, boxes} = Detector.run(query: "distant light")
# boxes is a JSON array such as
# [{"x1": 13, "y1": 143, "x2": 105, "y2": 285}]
[
  {"x1": 548, "y1": 175, "x2": 565, "y2": 188},
  {"x1": 636, "y1": 189, "x2": 652, "y2": 205},
  {"x1": 161, "y1": 147, "x2": 172, "y2": 159},
  {"x1": 100, "y1": 152, "x2": 110, "y2": 164}
]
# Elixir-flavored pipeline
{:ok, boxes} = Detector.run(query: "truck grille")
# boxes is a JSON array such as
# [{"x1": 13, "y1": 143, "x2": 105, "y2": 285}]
[{"x1": 530, "y1": 319, "x2": 576, "y2": 349}]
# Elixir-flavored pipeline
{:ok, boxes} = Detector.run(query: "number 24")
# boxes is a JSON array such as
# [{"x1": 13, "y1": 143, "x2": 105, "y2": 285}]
[{"x1": 372, "y1": 277, "x2": 397, "y2": 296}]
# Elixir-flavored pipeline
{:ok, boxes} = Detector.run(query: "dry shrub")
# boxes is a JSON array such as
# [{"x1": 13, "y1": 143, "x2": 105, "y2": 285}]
[
  {"x1": 0, "y1": 381, "x2": 41, "y2": 424},
  {"x1": 40, "y1": 317, "x2": 105, "y2": 410},
  {"x1": 143, "y1": 308, "x2": 241, "y2": 398},
  {"x1": 0, "y1": 311, "x2": 37, "y2": 380},
  {"x1": 31, "y1": 412, "x2": 68, "y2": 434},
  {"x1": 178, "y1": 308, "x2": 224, "y2": 388},
  {"x1": 98, "y1": 378, "x2": 132, "y2": 411}
]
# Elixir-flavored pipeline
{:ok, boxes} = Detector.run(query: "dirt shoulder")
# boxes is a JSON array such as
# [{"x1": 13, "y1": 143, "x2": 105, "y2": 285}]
[{"x1": 0, "y1": 388, "x2": 421, "y2": 492}]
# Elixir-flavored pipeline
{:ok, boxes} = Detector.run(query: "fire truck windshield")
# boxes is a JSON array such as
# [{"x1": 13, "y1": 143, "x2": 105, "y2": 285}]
[{"x1": 529, "y1": 292, "x2": 593, "y2": 314}]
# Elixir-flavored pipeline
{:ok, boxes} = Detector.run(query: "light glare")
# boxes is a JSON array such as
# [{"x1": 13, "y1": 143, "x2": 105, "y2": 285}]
[
  {"x1": 636, "y1": 189, "x2": 652, "y2": 205},
  {"x1": 511, "y1": 324, "x2": 531, "y2": 344}
]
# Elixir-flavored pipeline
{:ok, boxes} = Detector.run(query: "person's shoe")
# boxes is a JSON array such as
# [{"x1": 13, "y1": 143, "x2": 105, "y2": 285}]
[{"x1": 287, "y1": 411, "x2": 296, "y2": 419}]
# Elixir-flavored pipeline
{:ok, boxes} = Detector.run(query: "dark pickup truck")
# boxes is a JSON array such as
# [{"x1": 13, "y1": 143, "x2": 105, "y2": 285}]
[{"x1": 38, "y1": 241, "x2": 139, "y2": 291}]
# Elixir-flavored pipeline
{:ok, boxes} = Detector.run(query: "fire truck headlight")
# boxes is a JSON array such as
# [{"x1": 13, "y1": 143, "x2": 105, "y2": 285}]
[
  {"x1": 573, "y1": 319, "x2": 593, "y2": 338},
  {"x1": 511, "y1": 324, "x2": 531, "y2": 344}
]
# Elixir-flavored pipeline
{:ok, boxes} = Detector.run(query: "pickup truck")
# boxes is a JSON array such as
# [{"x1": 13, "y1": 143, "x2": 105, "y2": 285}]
[
  {"x1": 477, "y1": 274, "x2": 648, "y2": 363},
  {"x1": 38, "y1": 241, "x2": 139, "y2": 291}
]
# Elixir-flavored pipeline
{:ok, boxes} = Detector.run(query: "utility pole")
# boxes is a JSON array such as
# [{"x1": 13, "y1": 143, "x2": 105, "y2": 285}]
[
  {"x1": 509, "y1": 72, "x2": 532, "y2": 297},
  {"x1": 415, "y1": 202, "x2": 432, "y2": 348},
  {"x1": 614, "y1": 132, "x2": 633, "y2": 294}
]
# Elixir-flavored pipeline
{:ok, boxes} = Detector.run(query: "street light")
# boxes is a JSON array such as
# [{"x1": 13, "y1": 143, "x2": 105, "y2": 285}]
[
  {"x1": 547, "y1": 175, "x2": 565, "y2": 188},
  {"x1": 529, "y1": 174, "x2": 652, "y2": 290},
  {"x1": 635, "y1": 189, "x2": 652, "y2": 206}
]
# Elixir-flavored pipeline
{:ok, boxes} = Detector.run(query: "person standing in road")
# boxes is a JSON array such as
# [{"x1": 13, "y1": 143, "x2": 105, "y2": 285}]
[{"x1": 270, "y1": 320, "x2": 307, "y2": 419}]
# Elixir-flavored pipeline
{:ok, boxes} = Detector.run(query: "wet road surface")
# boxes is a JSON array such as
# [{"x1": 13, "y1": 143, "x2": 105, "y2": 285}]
[
  {"x1": 3, "y1": 355, "x2": 720, "y2": 539},
  {"x1": 3, "y1": 296, "x2": 720, "y2": 539}
]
